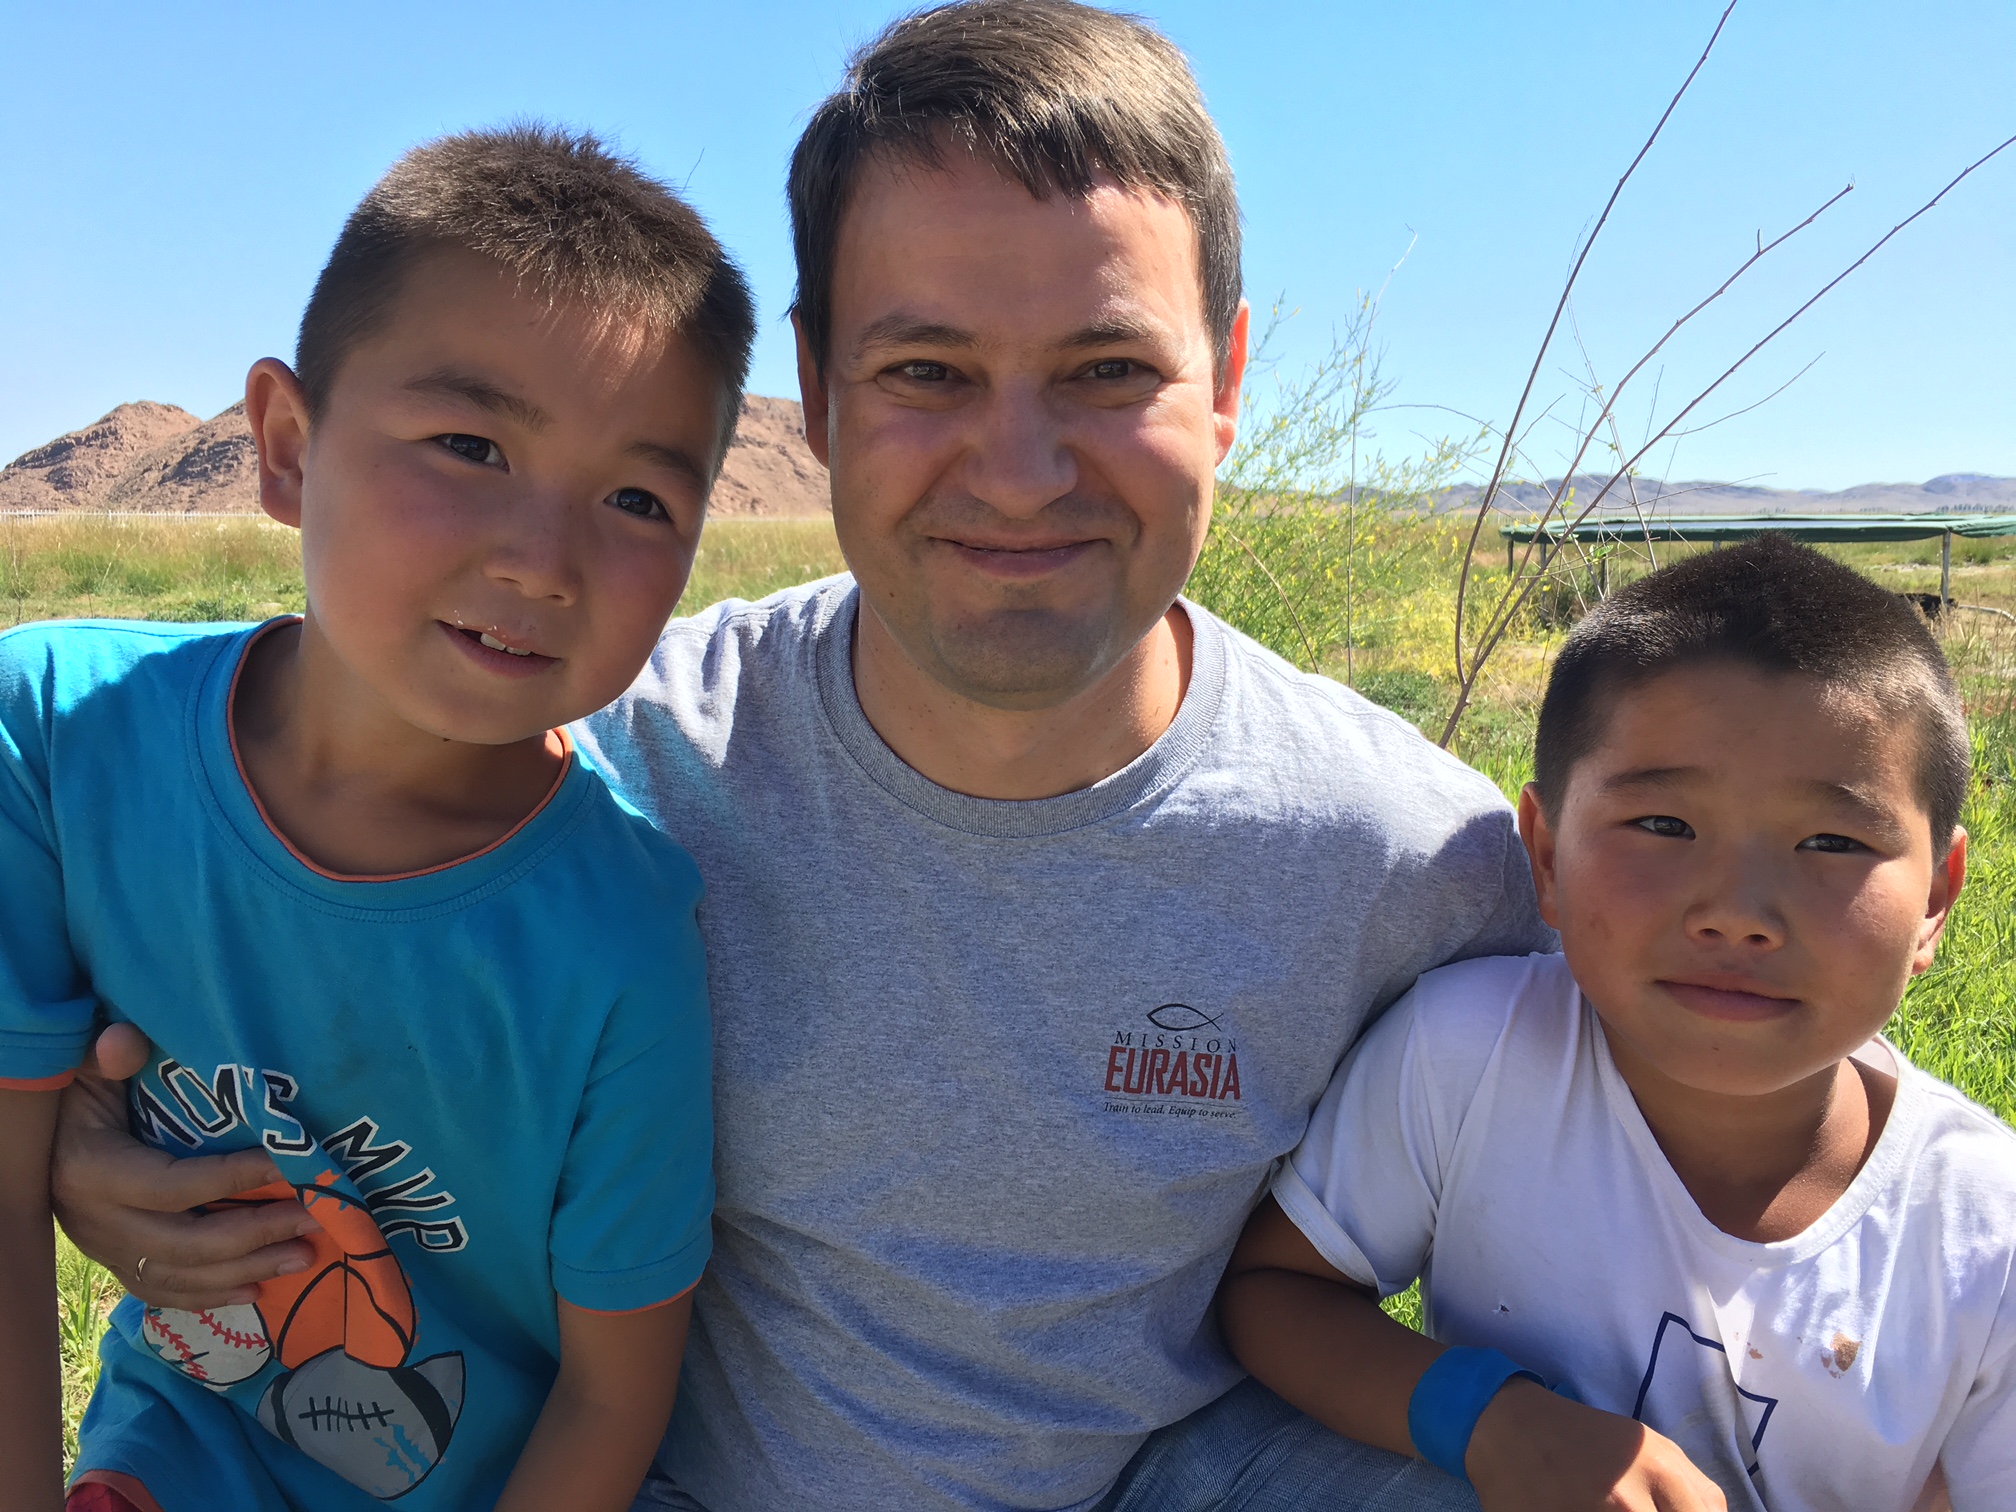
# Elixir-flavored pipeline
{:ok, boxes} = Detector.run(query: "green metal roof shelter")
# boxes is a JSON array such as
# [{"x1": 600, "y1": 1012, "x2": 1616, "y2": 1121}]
[{"x1": 1499, "y1": 513, "x2": 2016, "y2": 604}]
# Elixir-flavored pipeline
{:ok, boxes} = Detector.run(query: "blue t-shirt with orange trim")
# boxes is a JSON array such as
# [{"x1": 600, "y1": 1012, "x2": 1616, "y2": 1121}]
[{"x1": 0, "y1": 619, "x2": 713, "y2": 1512}]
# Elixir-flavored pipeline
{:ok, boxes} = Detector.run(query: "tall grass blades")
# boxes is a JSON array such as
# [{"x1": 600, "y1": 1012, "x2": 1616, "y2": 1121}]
[
  {"x1": 2, "y1": 515, "x2": 305, "y2": 627},
  {"x1": 57, "y1": 1231, "x2": 120, "y2": 1469},
  {"x1": 1187, "y1": 299, "x2": 1478, "y2": 681}
]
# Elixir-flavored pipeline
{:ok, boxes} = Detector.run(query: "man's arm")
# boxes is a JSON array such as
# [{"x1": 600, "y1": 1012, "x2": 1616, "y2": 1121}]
[
  {"x1": 1218, "y1": 1197, "x2": 1727, "y2": 1512},
  {"x1": 0, "y1": 1088, "x2": 65, "y2": 1512},
  {"x1": 51, "y1": 1024, "x2": 316, "y2": 1309},
  {"x1": 495, "y1": 1295, "x2": 690, "y2": 1512}
]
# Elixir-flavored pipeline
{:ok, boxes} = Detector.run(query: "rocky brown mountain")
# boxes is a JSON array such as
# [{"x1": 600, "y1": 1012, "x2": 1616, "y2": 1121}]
[
  {"x1": 0, "y1": 401, "x2": 206, "y2": 511},
  {"x1": 1, "y1": 395, "x2": 830, "y2": 518}
]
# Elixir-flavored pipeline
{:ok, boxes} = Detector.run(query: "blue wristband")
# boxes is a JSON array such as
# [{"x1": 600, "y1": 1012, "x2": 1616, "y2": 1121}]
[{"x1": 1406, "y1": 1346, "x2": 1543, "y2": 1482}]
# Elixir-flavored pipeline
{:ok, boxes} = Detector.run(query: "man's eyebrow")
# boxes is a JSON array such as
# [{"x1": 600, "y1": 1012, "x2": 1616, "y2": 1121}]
[
  {"x1": 627, "y1": 439, "x2": 712, "y2": 490},
  {"x1": 403, "y1": 369, "x2": 550, "y2": 431},
  {"x1": 853, "y1": 314, "x2": 977, "y2": 355},
  {"x1": 1059, "y1": 315, "x2": 1164, "y2": 348}
]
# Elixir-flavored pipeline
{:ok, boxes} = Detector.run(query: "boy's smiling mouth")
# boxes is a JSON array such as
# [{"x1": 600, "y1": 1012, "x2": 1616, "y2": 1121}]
[
  {"x1": 1658, "y1": 977, "x2": 1802, "y2": 1023},
  {"x1": 440, "y1": 620, "x2": 559, "y2": 676}
]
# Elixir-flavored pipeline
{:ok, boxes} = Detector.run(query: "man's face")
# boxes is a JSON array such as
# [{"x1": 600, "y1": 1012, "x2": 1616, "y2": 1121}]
[
  {"x1": 272, "y1": 249, "x2": 723, "y2": 744},
  {"x1": 1520, "y1": 664, "x2": 1965, "y2": 1101},
  {"x1": 800, "y1": 150, "x2": 1246, "y2": 710}
]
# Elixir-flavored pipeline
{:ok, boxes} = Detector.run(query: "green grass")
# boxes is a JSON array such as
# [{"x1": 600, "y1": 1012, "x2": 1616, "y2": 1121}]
[
  {"x1": 18, "y1": 513, "x2": 2013, "y2": 1428},
  {"x1": 0, "y1": 514, "x2": 848, "y2": 633},
  {"x1": 57, "y1": 1232, "x2": 119, "y2": 1469}
]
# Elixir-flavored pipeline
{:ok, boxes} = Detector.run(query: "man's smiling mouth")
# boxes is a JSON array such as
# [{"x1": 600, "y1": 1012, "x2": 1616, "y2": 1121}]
[{"x1": 936, "y1": 537, "x2": 1101, "y2": 579}]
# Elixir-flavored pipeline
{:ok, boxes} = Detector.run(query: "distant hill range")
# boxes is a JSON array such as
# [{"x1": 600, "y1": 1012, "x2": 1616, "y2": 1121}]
[
  {"x1": 9, "y1": 401, "x2": 2010, "y2": 521},
  {"x1": 1434, "y1": 473, "x2": 2016, "y2": 517},
  {"x1": 0, "y1": 395, "x2": 830, "y2": 518}
]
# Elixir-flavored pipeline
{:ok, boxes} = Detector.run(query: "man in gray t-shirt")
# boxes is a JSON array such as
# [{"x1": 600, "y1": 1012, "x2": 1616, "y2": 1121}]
[
  {"x1": 53, "y1": 5, "x2": 1549, "y2": 1508},
  {"x1": 574, "y1": 578, "x2": 1547, "y2": 1510}
]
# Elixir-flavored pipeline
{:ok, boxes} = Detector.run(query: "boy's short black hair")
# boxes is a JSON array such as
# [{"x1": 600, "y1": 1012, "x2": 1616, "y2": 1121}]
[
  {"x1": 296, "y1": 124, "x2": 757, "y2": 464},
  {"x1": 1534, "y1": 535, "x2": 1970, "y2": 847}
]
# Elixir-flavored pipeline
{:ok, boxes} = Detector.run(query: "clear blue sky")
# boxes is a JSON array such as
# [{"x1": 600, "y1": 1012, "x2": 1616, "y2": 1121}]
[{"x1": 2, "y1": 0, "x2": 2010, "y2": 490}]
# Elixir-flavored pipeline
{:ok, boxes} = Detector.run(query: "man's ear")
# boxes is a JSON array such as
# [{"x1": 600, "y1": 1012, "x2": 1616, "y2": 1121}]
[
  {"x1": 244, "y1": 358, "x2": 311, "y2": 528},
  {"x1": 1212, "y1": 299, "x2": 1250, "y2": 465},
  {"x1": 1912, "y1": 828, "x2": 1969, "y2": 974},
  {"x1": 1516, "y1": 783, "x2": 1562, "y2": 929},
  {"x1": 792, "y1": 312, "x2": 832, "y2": 471}
]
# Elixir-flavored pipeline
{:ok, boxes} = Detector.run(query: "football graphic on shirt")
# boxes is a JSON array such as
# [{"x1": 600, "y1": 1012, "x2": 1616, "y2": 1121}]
[
  {"x1": 257, "y1": 1347, "x2": 466, "y2": 1499},
  {"x1": 219, "y1": 1167, "x2": 457, "y2": 1497},
  {"x1": 141, "y1": 1303, "x2": 272, "y2": 1387}
]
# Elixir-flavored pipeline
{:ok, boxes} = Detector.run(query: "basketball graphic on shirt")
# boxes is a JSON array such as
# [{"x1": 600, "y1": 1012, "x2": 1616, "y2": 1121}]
[
  {"x1": 257, "y1": 1347, "x2": 465, "y2": 1499},
  {"x1": 255, "y1": 1169, "x2": 418, "y2": 1370},
  {"x1": 141, "y1": 1303, "x2": 272, "y2": 1387}
]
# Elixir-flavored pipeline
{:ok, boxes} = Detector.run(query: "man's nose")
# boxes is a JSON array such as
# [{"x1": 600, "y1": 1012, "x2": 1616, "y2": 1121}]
[{"x1": 960, "y1": 382, "x2": 1077, "y2": 519}]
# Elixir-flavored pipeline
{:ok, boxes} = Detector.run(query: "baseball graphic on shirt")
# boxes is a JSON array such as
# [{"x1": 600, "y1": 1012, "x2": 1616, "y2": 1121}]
[
  {"x1": 141, "y1": 1303, "x2": 272, "y2": 1388},
  {"x1": 258, "y1": 1348, "x2": 465, "y2": 1499}
]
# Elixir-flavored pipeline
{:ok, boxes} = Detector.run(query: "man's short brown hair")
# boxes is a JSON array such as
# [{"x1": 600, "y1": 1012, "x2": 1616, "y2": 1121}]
[
  {"x1": 296, "y1": 124, "x2": 757, "y2": 463},
  {"x1": 788, "y1": 0, "x2": 1241, "y2": 374}
]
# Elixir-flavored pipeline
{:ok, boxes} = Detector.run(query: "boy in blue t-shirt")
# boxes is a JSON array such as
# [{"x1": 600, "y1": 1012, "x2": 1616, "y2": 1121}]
[{"x1": 0, "y1": 126, "x2": 755, "y2": 1512}]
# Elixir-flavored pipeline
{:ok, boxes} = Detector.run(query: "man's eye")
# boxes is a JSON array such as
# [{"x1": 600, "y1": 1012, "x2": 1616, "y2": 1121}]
[
  {"x1": 1798, "y1": 833, "x2": 1867, "y2": 854},
  {"x1": 607, "y1": 487, "x2": 668, "y2": 521},
  {"x1": 437, "y1": 433, "x2": 504, "y2": 467},
  {"x1": 1631, "y1": 815, "x2": 1695, "y2": 839},
  {"x1": 896, "y1": 361, "x2": 949, "y2": 383},
  {"x1": 1087, "y1": 359, "x2": 1140, "y2": 381}
]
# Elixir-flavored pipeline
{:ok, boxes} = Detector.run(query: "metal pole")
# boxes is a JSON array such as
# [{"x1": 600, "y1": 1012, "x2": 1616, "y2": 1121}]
[
  {"x1": 1941, "y1": 531, "x2": 1952, "y2": 606},
  {"x1": 1508, "y1": 535, "x2": 1515, "y2": 574}
]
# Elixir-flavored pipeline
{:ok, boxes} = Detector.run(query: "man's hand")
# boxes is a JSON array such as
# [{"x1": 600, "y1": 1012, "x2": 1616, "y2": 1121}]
[
  {"x1": 51, "y1": 1024, "x2": 317, "y2": 1310},
  {"x1": 1466, "y1": 1378, "x2": 1728, "y2": 1512}
]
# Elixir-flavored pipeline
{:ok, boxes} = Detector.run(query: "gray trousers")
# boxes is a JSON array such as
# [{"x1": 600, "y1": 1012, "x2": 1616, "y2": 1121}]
[{"x1": 631, "y1": 1378, "x2": 1477, "y2": 1512}]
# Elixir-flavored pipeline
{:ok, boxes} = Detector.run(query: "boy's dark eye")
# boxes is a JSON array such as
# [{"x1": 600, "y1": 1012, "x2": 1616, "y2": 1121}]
[
  {"x1": 1797, "y1": 833, "x2": 1867, "y2": 854},
  {"x1": 437, "y1": 433, "x2": 504, "y2": 467},
  {"x1": 1632, "y1": 815, "x2": 1695, "y2": 840},
  {"x1": 607, "y1": 487, "x2": 668, "y2": 521}
]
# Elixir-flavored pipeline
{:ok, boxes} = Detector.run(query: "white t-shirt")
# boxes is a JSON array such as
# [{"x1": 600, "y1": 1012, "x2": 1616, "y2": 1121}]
[{"x1": 1276, "y1": 952, "x2": 2016, "y2": 1512}]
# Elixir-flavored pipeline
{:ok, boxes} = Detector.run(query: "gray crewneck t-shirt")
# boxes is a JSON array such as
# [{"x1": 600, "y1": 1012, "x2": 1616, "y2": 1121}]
[{"x1": 574, "y1": 577, "x2": 1553, "y2": 1512}]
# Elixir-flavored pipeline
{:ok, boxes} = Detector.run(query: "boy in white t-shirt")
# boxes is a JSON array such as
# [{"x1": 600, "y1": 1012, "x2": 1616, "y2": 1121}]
[{"x1": 1219, "y1": 536, "x2": 2015, "y2": 1512}]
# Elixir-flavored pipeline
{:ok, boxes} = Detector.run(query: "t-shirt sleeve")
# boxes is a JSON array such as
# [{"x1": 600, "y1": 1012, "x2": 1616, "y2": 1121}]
[
  {"x1": 547, "y1": 905, "x2": 714, "y2": 1314},
  {"x1": 1272, "y1": 956, "x2": 1521, "y2": 1296},
  {"x1": 1457, "y1": 806, "x2": 1557, "y2": 963},
  {"x1": 1942, "y1": 1250, "x2": 2016, "y2": 1509},
  {"x1": 0, "y1": 631, "x2": 96, "y2": 1087}
]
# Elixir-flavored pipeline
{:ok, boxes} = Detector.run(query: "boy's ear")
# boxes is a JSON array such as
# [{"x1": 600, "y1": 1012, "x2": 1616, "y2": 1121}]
[
  {"x1": 791, "y1": 312, "x2": 832, "y2": 471},
  {"x1": 1911, "y1": 828, "x2": 1969, "y2": 974},
  {"x1": 1516, "y1": 783, "x2": 1562, "y2": 929},
  {"x1": 244, "y1": 358, "x2": 311, "y2": 529}
]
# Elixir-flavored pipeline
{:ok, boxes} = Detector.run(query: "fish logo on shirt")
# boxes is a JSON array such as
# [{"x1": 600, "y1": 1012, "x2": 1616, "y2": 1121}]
[{"x1": 1101, "y1": 1003, "x2": 1245, "y2": 1113}]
